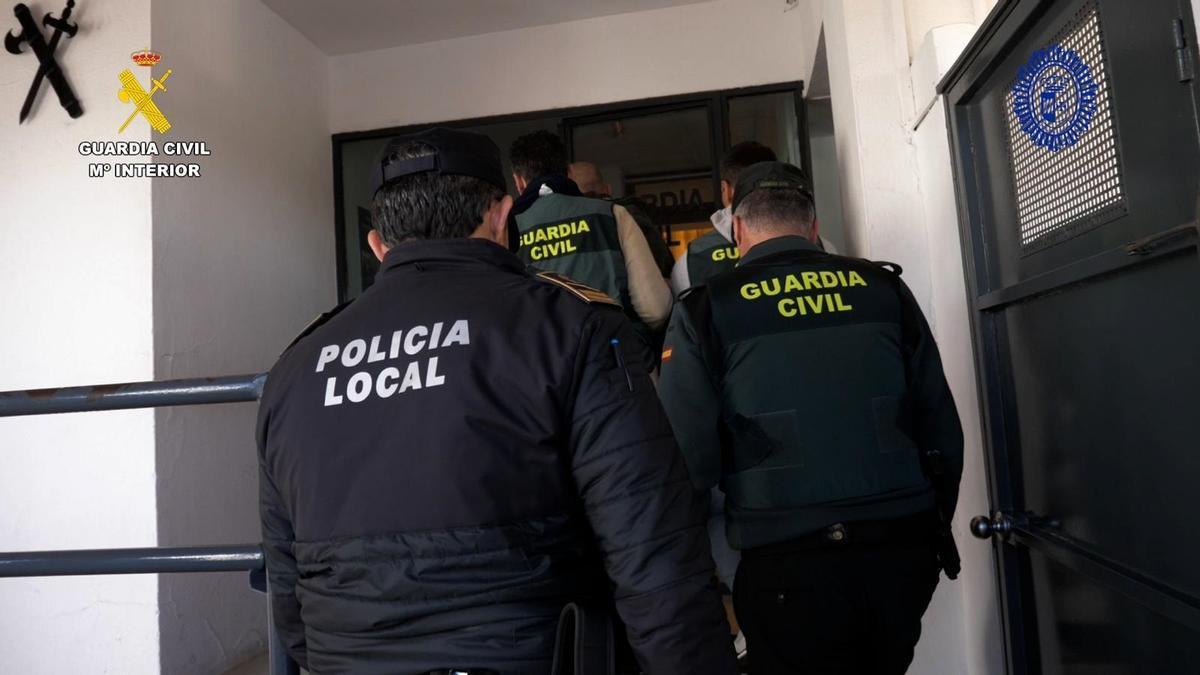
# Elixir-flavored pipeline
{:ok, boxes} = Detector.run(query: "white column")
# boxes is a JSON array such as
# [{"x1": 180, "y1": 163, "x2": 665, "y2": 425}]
[
  {"x1": 909, "y1": 23, "x2": 1006, "y2": 675},
  {"x1": 821, "y1": 0, "x2": 931, "y2": 307}
]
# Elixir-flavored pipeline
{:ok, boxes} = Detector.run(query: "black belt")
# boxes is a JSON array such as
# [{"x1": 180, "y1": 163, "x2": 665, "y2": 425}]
[{"x1": 744, "y1": 510, "x2": 941, "y2": 557}]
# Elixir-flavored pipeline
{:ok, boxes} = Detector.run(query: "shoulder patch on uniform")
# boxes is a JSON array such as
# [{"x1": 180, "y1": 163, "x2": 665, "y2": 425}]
[
  {"x1": 535, "y1": 270, "x2": 621, "y2": 308},
  {"x1": 871, "y1": 260, "x2": 904, "y2": 276},
  {"x1": 284, "y1": 300, "x2": 353, "y2": 353}
]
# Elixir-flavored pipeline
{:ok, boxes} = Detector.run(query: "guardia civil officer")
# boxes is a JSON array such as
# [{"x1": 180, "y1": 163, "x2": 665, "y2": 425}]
[
  {"x1": 669, "y1": 143, "x2": 839, "y2": 296},
  {"x1": 659, "y1": 161, "x2": 964, "y2": 675},
  {"x1": 509, "y1": 131, "x2": 672, "y2": 343},
  {"x1": 257, "y1": 128, "x2": 736, "y2": 675}
]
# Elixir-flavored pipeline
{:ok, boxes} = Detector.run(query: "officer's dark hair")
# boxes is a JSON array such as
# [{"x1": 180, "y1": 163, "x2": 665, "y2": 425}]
[
  {"x1": 734, "y1": 188, "x2": 816, "y2": 235},
  {"x1": 720, "y1": 142, "x2": 778, "y2": 184},
  {"x1": 510, "y1": 130, "x2": 568, "y2": 181},
  {"x1": 372, "y1": 140, "x2": 506, "y2": 246}
]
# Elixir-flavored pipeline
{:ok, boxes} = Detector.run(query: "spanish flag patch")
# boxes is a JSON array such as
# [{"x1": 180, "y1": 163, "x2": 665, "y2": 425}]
[{"x1": 661, "y1": 347, "x2": 673, "y2": 363}]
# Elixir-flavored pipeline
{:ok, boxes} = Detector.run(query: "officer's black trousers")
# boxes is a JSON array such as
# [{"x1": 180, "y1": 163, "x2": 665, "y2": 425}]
[{"x1": 733, "y1": 537, "x2": 940, "y2": 675}]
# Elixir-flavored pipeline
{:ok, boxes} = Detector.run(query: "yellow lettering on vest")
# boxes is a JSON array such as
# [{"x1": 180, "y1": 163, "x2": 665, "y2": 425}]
[
  {"x1": 836, "y1": 270, "x2": 849, "y2": 286},
  {"x1": 834, "y1": 293, "x2": 853, "y2": 311},
  {"x1": 801, "y1": 272, "x2": 820, "y2": 289},
  {"x1": 741, "y1": 283, "x2": 761, "y2": 300},
  {"x1": 778, "y1": 298, "x2": 797, "y2": 317},
  {"x1": 848, "y1": 271, "x2": 867, "y2": 287},
  {"x1": 784, "y1": 274, "x2": 802, "y2": 293},
  {"x1": 761, "y1": 278, "x2": 781, "y2": 296},
  {"x1": 712, "y1": 247, "x2": 739, "y2": 262},
  {"x1": 531, "y1": 246, "x2": 544, "y2": 260},
  {"x1": 577, "y1": 219, "x2": 590, "y2": 233},
  {"x1": 820, "y1": 271, "x2": 839, "y2": 287},
  {"x1": 804, "y1": 294, "x2": 826, "y2": 313}
]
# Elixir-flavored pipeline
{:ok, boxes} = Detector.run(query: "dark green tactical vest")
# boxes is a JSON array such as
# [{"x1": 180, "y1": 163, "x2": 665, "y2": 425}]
[
  {"x1": 515, "y1": 194, "x2": 632, "y2": 314},
  {"x1": 693, "y1": 243, "x2": 933, "y2": 547},
  {"x1": 686, "y1": 230, "x2": 740, "y2": 288}
]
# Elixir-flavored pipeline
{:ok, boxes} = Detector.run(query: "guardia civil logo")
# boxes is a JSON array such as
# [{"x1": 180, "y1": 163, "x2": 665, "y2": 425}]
[
  {"x1": 118, "y1": 49, "x2": 173, "y2": 134},
  {"x1": 1012, "y1": 44, "x2": 1097, "y2": 152}
]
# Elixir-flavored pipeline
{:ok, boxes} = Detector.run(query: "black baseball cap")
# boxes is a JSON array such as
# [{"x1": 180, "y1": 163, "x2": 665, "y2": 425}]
[
  {"x1": 368, "y1": 127, "x2": 506, "y2": 197},
  {"x1": 730, "y1": 161, "x2": 814, "y2": 214}
]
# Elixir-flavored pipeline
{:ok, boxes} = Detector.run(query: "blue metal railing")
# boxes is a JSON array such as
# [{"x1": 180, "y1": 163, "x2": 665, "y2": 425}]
[{"x1": 0, "y1": 373, "x2": 298, "y2": 675}]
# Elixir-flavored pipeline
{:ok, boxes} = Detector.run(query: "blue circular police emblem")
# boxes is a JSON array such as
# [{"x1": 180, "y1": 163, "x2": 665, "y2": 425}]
[{"x1": 1012, "y1": 44, "x2": 1098, "y2": 152}]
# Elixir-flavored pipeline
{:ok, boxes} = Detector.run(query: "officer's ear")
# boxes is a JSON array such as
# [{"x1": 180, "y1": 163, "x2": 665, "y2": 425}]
[
  {"x1": 732, "y1": 214, "x2": 749, "y2": 253},
  {"x1": 367, "y1": 229, "x2": 390, "y2": 262},
  {"x1": 474, "y1": 194, "x2": 513, "y2": 246},
  {"x1": 720, "y1": 180, "x2": 734, "y2": 208},
  {"x1": 513, "y1": 173, "x2": 528, "y2": 194}
]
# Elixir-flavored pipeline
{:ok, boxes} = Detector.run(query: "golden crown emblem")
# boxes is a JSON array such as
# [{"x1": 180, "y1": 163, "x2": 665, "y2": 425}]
[{"x1": 131, "y1": 50, "x2": 161, "y2": 67}]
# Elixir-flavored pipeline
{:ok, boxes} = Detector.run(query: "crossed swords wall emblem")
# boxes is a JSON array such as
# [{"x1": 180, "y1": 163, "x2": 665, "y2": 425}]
[{"x1": 5, "y1": 1, "x2": 81, "y2": 123}]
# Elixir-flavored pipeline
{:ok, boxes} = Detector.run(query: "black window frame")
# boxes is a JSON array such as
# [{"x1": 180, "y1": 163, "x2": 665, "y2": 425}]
[{"x1": 331, "y1": 80, "x2": 808, "y2": 303}]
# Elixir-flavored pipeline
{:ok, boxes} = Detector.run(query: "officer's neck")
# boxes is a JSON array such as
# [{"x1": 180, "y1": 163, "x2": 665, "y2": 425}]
[
  {"x1": 738, "y1": 230, "x2": 817, "y2": 258},
  {"x1": 739, "y1": 233, "x2": 825, "y2": 261}
]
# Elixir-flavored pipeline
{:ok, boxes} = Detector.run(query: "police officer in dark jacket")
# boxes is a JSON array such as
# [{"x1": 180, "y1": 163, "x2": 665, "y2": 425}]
[
  {"x1": 257, "y1": 128, "x2": 736, "y2": 675},
  {"x1": 659, "y1": 161, "x2": 963, "y2": 675}
]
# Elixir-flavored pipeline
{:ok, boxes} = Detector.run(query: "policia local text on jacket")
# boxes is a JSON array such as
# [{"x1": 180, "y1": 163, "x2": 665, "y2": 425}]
[
  {"x1": 258, "y1": 240, "x2": 734, "y2": 674},
  {"x1": 659, "y1": 164, "x2": 963, "y2": 673},
  {"x1": 512, "y1": 175, "x2": 672, "y2": 336}
]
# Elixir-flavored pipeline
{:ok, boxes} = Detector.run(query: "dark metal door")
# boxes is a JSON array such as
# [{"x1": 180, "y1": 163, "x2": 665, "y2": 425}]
[{"x1": 940, "y1": 0, "x2": 1200, "y2": 672}]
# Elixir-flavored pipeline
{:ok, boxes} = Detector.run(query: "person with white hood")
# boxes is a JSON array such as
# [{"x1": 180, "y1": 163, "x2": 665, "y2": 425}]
[{"x1": 670, "y1": 142, "x2": 836, "y2": 296}]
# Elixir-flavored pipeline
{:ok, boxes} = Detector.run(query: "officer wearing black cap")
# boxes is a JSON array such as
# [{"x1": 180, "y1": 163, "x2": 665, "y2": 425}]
[
  {"x1": 658, "y1": 161, "x2": 964, "y2": 675},
  {"x1": 257, "y1": 128, "x2": 736, "y2": 675}
]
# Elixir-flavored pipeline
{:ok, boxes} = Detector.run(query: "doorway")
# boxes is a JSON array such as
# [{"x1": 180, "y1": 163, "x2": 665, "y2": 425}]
[{"x1": 331, "y1": 82, "x2": 821, "y2": 302}]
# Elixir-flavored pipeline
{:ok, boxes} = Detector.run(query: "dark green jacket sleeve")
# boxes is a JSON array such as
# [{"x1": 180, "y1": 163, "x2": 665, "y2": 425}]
[
  {"x1": 568, "y1": 309, "x2": 736, "y2": 674},
  {"x1": 658, "y1": 293, "x2": 724, "y2": 491},
  {"x1": 896, "y1": 279, "x2": 965, "y2": 520}
]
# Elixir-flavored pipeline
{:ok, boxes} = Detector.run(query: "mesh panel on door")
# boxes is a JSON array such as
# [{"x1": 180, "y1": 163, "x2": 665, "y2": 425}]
[{"x1": 1005, "y1": 2, "x2": 1126, "y2": 253}]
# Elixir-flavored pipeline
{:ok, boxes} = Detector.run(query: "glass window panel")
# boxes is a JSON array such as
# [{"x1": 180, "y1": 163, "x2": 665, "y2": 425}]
[{"x1": 728, "y1": 91, "x2": 802, "y2": 167}]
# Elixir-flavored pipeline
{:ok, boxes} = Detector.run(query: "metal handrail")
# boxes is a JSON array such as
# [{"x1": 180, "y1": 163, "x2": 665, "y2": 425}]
[
  {"x1": 0, "y1": 373, "x2": 298, "y2": 675},
  {"x1": 0, "y1": 544, "x2": 263, "y2": 577},
  {"x1": 0, "y1": 373, "x2": 266, "y2": 417}
]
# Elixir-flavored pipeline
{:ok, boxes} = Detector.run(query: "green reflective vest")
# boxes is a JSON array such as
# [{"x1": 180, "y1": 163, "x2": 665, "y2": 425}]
[
  {"x1": 686, "y1": 230, "x2": 740, "y2": 288},
  {"x1": 693, "y1": 241, "x2": 937, "y2": 547},
  {"x1": 515, "y1": 194, "x2": 632, "y2": 313}
]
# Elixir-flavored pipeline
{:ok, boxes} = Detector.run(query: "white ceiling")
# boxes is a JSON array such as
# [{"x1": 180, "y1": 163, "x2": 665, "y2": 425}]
[{"x1": 260, "y1": 0, "x2": 716, "y2": 56}]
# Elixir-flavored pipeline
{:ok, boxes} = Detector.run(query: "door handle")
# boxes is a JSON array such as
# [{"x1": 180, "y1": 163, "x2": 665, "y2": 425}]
[{"x1": 970, "y1": 511, "x2": 1022, "y2": 539}]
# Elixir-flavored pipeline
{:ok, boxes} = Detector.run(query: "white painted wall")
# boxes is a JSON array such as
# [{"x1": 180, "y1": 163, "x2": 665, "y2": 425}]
[
  {"x1": 149, "y1": 0, "x2": 334, "y2": 672},
  {"x1": 821, "y1": 0, "x2": 1004, "y2": 672},
  {"x1": 908, "y1": 25, "x2": 1005, "y2": 675},
  {"x1": 0, "y1": 1, "x2": 160, "y2": 673},
  {"x1": 329, "y1": 0, "x2": 823, "y2": 133}
]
